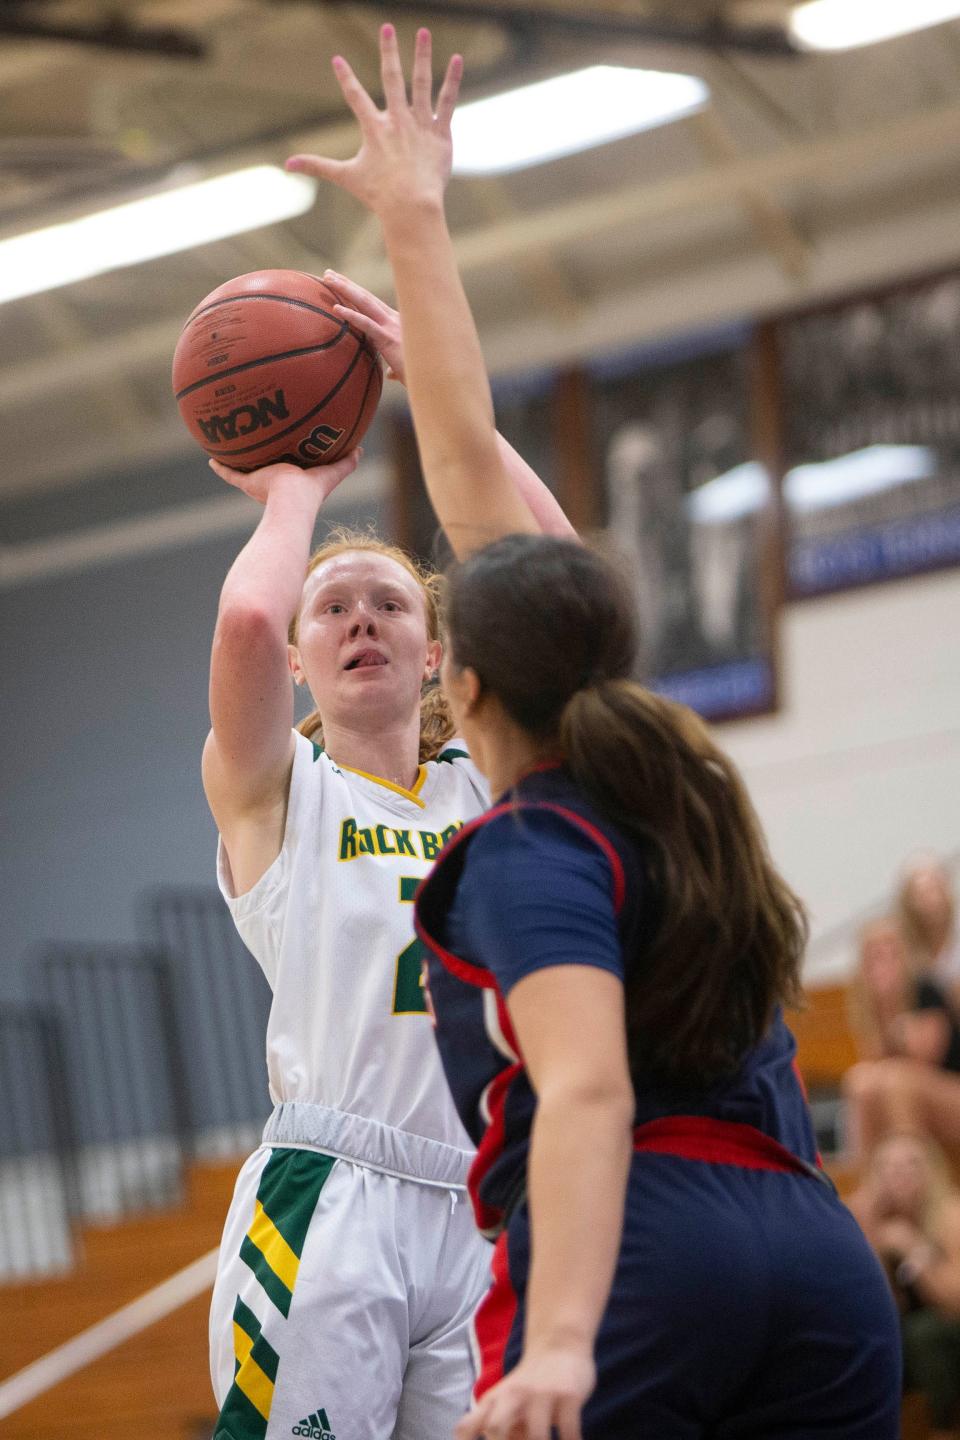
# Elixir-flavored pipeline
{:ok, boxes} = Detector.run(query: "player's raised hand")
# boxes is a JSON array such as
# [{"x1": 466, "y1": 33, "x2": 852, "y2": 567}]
[
  {"x1": 323, "y1": 269, "x2": 406, "y2": 383},
  {"x1": 208, "y1": 447, "x2": 362, "y2": 507},
  {"x1": 454, "y1": 1348, "x2": 594, "y2": 1440},
  {"x1": 286, "y1": 25, "x2": 462, "y2": 221}
]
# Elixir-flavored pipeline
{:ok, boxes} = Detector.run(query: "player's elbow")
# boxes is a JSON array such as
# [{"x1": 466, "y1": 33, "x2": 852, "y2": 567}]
[
  {"x1": 538, "y1": 1069, "x2": 635, "y2": 1128},
  {"x1": 215, "y1": 597, "x2": 286, "y2": 657}
]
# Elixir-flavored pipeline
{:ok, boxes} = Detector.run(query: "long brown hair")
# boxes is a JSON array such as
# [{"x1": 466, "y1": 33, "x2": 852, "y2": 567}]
[
  {"x1": 290, "y1": 528, "x2": 455, "y2": 764},
  {"x1": 445, "y1": 533, "x2": 807, "y2": 1088}
]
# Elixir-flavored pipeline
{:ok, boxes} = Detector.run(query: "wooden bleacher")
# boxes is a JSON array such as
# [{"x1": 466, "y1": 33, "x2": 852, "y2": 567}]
[
  {"x1": 2, "y1": 1160, "x2": 238, "y2": 1440},
  {"x1": 789, "y1": 982, "x2": 860, "y2": 1092}
]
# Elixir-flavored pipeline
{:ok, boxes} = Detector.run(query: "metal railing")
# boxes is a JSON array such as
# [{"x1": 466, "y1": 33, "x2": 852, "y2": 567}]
[
  {"x1": 0, "y1": 1005, "x2": 74, "y2": 1278},
  {"x1": 39, "y1": 944, "x2": 188, "y2": 1219},
  {"x1": 2, "y1": 891, "x2": 272, "y2": 1284},
  {"x1": 140, "y1": 886, "x2": 272, "y2": 1157}
]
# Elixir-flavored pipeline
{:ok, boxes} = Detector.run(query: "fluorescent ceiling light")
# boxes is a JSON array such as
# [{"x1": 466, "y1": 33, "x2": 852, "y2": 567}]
[
  {"x1": 790, "y1": 0, "x2": 960, "y2": 51},
  {"x1": 683, "y1": 446, "x2": 935, "y2": 523},
  {"x1": 0, "y1": 165, "x2": 316, "y2": 306},
  {"x1": 784, "y1": 445, "x2": 936, "y2": 512},
  {"x1": 686, "y1": 463, "x2": 771, "y2": 524},
  {"x1": 451, "y1": 66, "x2": 709, "y2": 175}
]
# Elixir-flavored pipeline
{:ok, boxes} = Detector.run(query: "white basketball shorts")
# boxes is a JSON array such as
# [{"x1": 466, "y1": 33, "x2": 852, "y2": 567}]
[{"x1": 209, "y1": 1131, "x2": 491, "y2": 1440}]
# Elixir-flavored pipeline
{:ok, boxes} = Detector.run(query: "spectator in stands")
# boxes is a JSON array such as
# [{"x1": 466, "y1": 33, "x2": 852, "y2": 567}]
[
  {"x1": 844, "y1": 917, "x2": 960, "y2": 1159},
  {"x1": 898, "y1": 857, "x2": 960, "y2": 996},
  {"x1": 848, "y1": 1133, "x2": 960, "y2": 1440}
]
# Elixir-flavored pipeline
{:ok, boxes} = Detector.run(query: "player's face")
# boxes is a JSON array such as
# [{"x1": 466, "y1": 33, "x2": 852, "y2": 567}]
[{"x1": 292, "y1": 552, "x2": 440, "y2": 729}]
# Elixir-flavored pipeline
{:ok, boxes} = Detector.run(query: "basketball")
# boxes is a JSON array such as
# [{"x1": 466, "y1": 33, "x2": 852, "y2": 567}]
[{"x1": 172, "y1": 269, "x2": 382, "y2": 470}]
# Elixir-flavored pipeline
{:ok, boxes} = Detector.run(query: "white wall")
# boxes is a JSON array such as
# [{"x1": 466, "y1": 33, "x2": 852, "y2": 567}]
[{"x1": 721, "y1": 568, "x2": 960, "y2": 982}]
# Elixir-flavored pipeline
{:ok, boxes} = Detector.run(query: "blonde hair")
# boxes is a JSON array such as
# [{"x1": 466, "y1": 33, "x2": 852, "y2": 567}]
[
  {"x1": 289, "y1": 527, "x2": 455, "y2": 764},
  {"x1": 897, "y1": 857, "x2": 957, "y2": 967}
]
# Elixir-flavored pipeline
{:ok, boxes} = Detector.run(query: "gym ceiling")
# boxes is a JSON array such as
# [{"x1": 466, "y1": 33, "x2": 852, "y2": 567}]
[{"x1": 2, "y1": 1, "x2": 960, "y2": 499}]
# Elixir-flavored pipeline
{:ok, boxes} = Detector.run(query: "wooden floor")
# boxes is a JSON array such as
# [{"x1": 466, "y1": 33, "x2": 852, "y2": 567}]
[
  {"x1": 2, "y1": 1161, "x2": 238, "y2": 1440},
  {"x1": 0, "y1": 1000, "x2": 929, "y2": 1437}
]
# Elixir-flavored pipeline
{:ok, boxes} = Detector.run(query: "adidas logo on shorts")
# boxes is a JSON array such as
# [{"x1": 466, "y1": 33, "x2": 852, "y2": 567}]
[{"x1": 292, "y1": 1410, "x2": 335, "y2": 1439}]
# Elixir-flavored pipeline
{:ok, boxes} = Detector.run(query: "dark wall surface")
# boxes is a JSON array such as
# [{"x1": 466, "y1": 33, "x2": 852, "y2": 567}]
[{"x1": 1, "y1": 454, "x2": 385, "y2": 1001}]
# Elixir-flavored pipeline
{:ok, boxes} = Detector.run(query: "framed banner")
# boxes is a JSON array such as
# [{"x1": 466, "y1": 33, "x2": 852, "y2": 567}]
[
  {"x1": 780, "y1": 273, "x2": 960, "y2": 598},
  {"x1": 589, "y1": 327, "x2": 778, "y2": 722}
]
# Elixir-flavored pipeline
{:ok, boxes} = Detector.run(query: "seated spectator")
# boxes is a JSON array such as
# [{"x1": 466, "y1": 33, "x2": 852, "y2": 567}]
[
  {"x1": 844, "y1": 917, "x2": 960, "y2": 1160},
  {"x1": 848, "y1": 1134, "x2": 960, "y2": 1440},
  {"x1": 898, "y1": 857, "x2": 960, "y2": 996}
]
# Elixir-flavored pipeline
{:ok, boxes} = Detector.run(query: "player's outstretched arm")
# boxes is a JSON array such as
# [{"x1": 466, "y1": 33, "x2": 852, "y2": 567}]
[
  {"x1": 287, "y1": 26, "x2": 539, "y2": 559},
  {"x1": 322, "y1": 269, "x2": 577, "y2": 542},
  {"x1": 203, "y1": 451, "x2": 360, "y2": 890},
  {"x1": 457, "y1": 965, "x2": 634, "y2": 1440}
]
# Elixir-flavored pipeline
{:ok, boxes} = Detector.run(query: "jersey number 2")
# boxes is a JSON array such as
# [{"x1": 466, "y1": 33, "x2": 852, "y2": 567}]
[{"x1": 393, "y1": 877, "x2": 428, "y2": 1015}]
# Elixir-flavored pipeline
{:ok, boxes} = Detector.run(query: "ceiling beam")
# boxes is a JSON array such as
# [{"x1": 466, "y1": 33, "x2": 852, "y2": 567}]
[
  {"x1": 0, "y1": 6, "x2": 205, "y2": 57},
  {"x1": 306, "y1": 0, "x2": 799, "y2": 53},
  {"x1": 351, "y1": 94, "x2": 960, "y2": 293},
  {"x1": 5, "y1": 94, "x2": 960, "y2": 410},
  {"x1": 689, "y1": 109, "x2": 812, "y2": 280},
  {"x1": 471, "y1": 176, "x2": 584, "y2": 322}
]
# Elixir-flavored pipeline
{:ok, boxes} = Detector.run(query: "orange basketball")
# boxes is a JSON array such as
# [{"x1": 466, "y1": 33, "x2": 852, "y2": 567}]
[{"x1": 172, "y1": 270, "x2": 382, "y2": 470}]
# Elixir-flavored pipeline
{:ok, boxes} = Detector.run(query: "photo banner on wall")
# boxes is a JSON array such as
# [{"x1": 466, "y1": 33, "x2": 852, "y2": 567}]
[
  {"x1": 589, "y1": 326, "x2": 778, "y2": 723},
  {"x1": 780, "y1": 274, "x2": 960, "y2": 598}
]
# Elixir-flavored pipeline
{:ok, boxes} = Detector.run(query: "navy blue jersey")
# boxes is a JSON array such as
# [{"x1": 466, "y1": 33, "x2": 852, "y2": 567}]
[{"x1": 415, "y1": 765, "x2": 817, "y2": 1235}]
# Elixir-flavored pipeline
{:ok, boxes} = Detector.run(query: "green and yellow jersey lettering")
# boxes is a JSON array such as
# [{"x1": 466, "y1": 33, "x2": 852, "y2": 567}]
[{"x1": 338, "y1": 818, "x2": 463, "y2": 863}]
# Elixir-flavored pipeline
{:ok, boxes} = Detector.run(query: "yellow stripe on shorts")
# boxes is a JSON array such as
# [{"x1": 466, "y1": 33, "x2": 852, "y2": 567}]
[
  {"x1": 234, "y1": 1347, "x2": 275, "y2": 1422},
  {"x1": 247, "y1": 1198, "x2": 301, "y2": 1293}
]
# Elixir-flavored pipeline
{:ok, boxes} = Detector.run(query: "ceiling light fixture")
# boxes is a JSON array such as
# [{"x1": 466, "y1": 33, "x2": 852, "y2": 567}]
[
  {"x1": 451, "y1": 66, "x2": 710, "y2": 175},
  {"x1": 0, "y1": 165, "x2": 316, "y2": 306},
  {"x1": 790, "y1": 0, "x2": 960, "y2": 51}
]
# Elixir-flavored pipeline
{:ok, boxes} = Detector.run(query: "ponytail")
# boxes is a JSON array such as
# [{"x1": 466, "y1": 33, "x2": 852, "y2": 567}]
[{"x1": 560, "y1": 679, "x2": 806, "y2": 1086}]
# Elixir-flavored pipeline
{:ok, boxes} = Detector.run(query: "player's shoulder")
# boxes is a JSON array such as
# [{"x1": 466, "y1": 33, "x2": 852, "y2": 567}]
[
  {"x1": 425, "y1": 739, "x2": 489, "y2": 798},
  {"x1": 290, "y1": 728, "x2": 328, "y2": 781},
  {"x1": 431, "y1": 739, "x2": 473, "y2": 769},
  {"x1": 469, "y1": 797, "x2": 616, "y2": 873}
]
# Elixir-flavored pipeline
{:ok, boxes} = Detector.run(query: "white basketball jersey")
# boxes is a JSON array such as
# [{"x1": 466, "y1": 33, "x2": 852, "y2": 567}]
[{"x1": 218, "y1": 731, "x2": 489, "y2": 1150}]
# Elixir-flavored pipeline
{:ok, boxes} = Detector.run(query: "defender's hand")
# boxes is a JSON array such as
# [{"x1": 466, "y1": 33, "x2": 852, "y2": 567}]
[
  {"x1": 323, "y1": 270, "x2": 406, "y2": 384},
  {"x1": 286, "y1": 26, "x2": 462, "y2": 221},
  {"x1": 455, "y1": 1348, "x2": 595, "y2": 1440}
]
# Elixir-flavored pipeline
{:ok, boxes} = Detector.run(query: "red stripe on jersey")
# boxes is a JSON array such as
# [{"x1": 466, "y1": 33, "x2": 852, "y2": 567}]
[
  {"x1": 469, "y1": 1060, "x2": 523, "y2": 1234},
  {"x1": 495, "y1": 989, "x2": 522, "y2": 1060},
  {"x1": 633, "y1": 1114, "x2": 819, "y2": 1177},
  {"x1": 528, "y1": 802, "x2": 627, "y2": 913},
  {"x1": 413, "y1": 801, "x2": 517, "y2": 990},
  {"x1": 472, "y1": 1231, "x2": 518, "y2": 1400},
  {"x1": 414, "y1": 796, "x2": 627, "y2": 988}
]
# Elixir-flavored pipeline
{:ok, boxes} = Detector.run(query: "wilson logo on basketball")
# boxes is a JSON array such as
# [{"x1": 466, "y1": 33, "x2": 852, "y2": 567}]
[
  {"x1": 198, "y1": 391, "x2": 290, "y2": 443},
  {"x1": 296, "y1": 424, "x2": 345, "y2": 462}
]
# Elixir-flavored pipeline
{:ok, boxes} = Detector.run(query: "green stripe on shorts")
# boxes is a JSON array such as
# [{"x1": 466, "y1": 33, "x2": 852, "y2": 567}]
[
  {"x1": 214, "y1": 1382, "x2": 272, "y2": 1440},
  {"x1": 255, "y1": 1148, "x2": 337, "y2": 1261},
  {"x1": 218, "y1": 1151, "x2": 335, "y2": 1439},
  {"x1": 232, "y1": 1296, "x2": 280, "y2": 1385}
]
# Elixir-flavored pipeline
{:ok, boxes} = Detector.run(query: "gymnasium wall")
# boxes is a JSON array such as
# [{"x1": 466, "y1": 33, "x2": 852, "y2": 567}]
[
  {"x1": 3, "y1": 516, "x2": 957, "y2": 999},
  {"x1": 723, "y1": 565, "x2": 960, "y2": 982},
  {"x1": 0, "y1": 457, "x2": 385, "y2": 1003}
]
